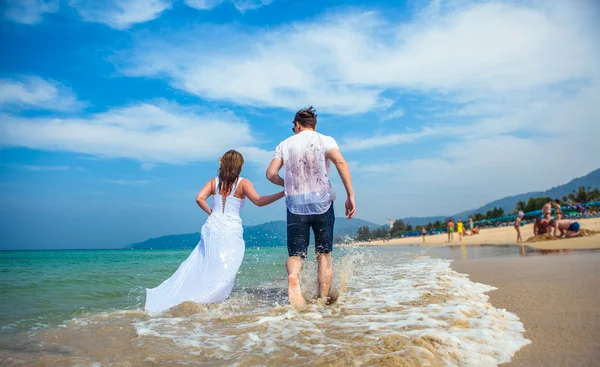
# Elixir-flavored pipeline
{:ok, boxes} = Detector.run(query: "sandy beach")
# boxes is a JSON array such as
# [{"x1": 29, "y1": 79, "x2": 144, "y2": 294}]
[
  {"x1": 359, "y1": 218, "x2": 600, "y2": 365},
  {"x1": 363, "y1": 217, "x2": 600, "y2": 250},
  {"x1": 453, "y1": 252, "x2": 600, "y2": 367}
]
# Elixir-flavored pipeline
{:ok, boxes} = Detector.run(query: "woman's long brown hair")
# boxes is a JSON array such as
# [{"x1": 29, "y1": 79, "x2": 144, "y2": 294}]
[{"x1": 217, "y1": 150, "x2": 244, "y2": 196}]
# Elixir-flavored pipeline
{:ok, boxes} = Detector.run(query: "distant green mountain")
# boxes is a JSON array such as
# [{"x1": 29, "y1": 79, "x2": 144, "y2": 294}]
[
  {"x1": 400, "y1": 168, "x2": 600, "y2": 226},
  {"x1": 126, "y1": 217, "x2": 379, "y2": 249}
]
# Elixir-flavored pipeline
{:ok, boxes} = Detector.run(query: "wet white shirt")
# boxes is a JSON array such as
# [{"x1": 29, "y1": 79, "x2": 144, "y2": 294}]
[{"x1": 274, "y1": 130, "x2": 338, "y2": 215}]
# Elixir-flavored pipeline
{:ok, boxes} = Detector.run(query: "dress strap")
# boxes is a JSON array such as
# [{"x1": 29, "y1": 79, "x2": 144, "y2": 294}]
[{"x1": 229, "y1": 178, "x2": 244, "y2": 197}]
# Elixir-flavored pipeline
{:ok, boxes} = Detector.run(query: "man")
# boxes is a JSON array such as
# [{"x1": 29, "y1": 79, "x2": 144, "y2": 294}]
[
  {"x1": 542, "y1": 200, "x2": 553, "y2": 220},
  {"x1": 533, "y1": 217, "x2": 549, "y2": 236},
  {"x1": 550, "y1": 219, "x2": 583, "y2": 238},
  {"x1": 266, "y1": 106, "x2": 355, "y2": 308}
]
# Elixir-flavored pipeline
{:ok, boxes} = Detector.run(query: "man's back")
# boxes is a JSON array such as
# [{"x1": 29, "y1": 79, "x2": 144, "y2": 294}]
[
  {"x1": 543, "y1": 202, "x2": 552, "y2": 215},
  {"x1": 275, "y1": 130, "x2": 338, "y2": 215},
  {"x1": 557, "y1": 219, "x2": 576, "y2": 229}
]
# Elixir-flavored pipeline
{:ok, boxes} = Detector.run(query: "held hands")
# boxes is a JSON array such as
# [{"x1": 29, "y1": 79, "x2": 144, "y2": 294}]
[{"x1": 345, "y1": 196, "x2": 356, "y2": 219}]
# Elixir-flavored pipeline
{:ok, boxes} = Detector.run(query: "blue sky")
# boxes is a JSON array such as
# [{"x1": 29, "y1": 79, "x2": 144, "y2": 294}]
[{"x1": 1, "y1": 0, "x2": 599, "y2": 250}]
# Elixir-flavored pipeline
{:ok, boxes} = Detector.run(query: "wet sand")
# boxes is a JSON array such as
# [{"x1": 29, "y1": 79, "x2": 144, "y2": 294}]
[
  {"x1": 453, "y1": 252, "x2": 600, "y2": 367},
  {"x1": 363, "y1": 217, "x2": 600, "y2": 250}
]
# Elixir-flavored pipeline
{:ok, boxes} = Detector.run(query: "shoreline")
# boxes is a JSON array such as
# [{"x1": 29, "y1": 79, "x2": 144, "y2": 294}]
[
  {"x1": 451, "y1": 252, "x2": 600, "y2": 366},
  {"x1": 353, "y1": 217, "x2": 600, "y2": 250}
]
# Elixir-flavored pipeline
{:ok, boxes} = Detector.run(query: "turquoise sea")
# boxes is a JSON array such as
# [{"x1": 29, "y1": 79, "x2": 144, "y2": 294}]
[
  {"x1": 0, "y1": 247, "x2": 290, "y2": 339},
  {"x1": 0, "y1": 245, "x2": 530, "y2": 366}
]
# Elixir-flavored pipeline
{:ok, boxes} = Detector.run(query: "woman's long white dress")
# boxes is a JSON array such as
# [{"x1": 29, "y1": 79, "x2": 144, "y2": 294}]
[{"x1": 145, "y1": 178, "x2": 246, "y2": 313}]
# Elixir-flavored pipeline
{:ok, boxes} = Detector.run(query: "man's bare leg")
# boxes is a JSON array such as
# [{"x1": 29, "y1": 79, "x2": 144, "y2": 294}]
[
  {"x1": 565, "y1": 230, "x2": 583, "y2": 238},
  {"x1": 316, "y1": 252, "x2": 333, "y2": 300},
  {"x1": 286, "y1": 256, "x2": 305, "y2": 308}
]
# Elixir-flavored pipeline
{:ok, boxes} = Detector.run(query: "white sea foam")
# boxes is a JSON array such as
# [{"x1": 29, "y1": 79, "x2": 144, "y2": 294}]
[
  {"x1": 11, "y1": 247, "x2": 528, "y2": 366},
  {"x1": 129, "y1": 250, "x2": 530, "y2": 366}
]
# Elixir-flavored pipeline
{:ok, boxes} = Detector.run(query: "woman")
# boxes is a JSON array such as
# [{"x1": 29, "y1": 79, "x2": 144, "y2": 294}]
[
  {"x1": 514, "y1": 211, "x2": 524, "y2": 243},
  {"x1": 553, "y1": 199, "x2": 563, "y2": 220},
  {"x1": 145, "y1": 150, "x2": 284, "y2": 313}
]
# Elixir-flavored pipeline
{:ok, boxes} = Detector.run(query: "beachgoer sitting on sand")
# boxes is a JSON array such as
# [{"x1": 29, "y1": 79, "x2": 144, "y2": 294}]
[
  {"x1": 549, "y1": 219, "x2": 583, "y2": 238},
  {"x1": 472, "y1": 227, "x2": 480, "y2": 235},
  {"x1": 542, "y1": 201, "x2": 553, "y2": 220},
  {"x1": 514, "y1": 211, "x2": 524, "y2": 243}
]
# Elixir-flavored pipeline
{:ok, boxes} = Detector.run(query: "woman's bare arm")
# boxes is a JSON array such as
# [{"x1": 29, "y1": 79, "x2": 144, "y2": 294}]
[
  {"x1": 196, "y1": 179, "x2": 215, "y2": 215},
  {"x1": 242, "y1": 179, "x2": 284, "y2": 207}
]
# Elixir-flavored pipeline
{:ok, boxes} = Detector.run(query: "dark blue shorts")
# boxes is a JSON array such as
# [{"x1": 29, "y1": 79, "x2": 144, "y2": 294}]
[
  {"x1": 286, "y1": 204, "x2": 335, "y2": 258},
  {"x1": 568, "y1": 222, "x2": 580, "y2": 232}
]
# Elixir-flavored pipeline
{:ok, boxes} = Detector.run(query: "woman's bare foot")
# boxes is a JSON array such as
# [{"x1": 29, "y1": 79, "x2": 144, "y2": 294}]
[{"x1": 288, "y1": 275, "x2": 306, "y2": 308}]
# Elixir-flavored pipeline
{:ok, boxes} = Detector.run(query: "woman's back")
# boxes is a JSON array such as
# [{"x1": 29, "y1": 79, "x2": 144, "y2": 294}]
[{"x1": 213, "y1": 177, "x2": 245, "y2": 212}]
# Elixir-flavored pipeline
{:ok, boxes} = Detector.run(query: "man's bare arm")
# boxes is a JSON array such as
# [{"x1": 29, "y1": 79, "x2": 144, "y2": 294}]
[
  {"x1": 327, "y1": 148, "x2": 356, "y2": 219},
  {"x1": 327, "y1": 149, "x2": 354, "y2": 197},
  {"x1": 266, "y1": 158, "x2": 284, "y2": 187}
]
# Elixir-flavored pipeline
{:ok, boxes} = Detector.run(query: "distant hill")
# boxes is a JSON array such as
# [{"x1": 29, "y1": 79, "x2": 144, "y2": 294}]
[
  {"x1": 126, "y1": 217, "x2": 379, "y2": 249},
  {"x1": 400, "y1": 168, "x2": 600, "y2": 226}
]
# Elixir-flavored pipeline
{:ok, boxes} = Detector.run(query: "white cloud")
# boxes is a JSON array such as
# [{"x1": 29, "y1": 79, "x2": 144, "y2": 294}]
[
  {"x1": 68, "y1": 0, "x2": 172, "y2": 29},
  {"x1": 0, "y1": 102, "x2": 271, "y2": 165},
  {"x1": 0, "y1": 76, "x2": 83, "y2": 112},
  {"x1": 352, "y1": 83, "x2": 600, "y2": 221},
  {"x1": 3, "y1": 0, "x2": 59, "y2": 24},
  {"x1": 382, "y1": 107, "x2": 405, "y2": 121},
  {"x1": 341, "y1": 128, "x2": 434, "y2": 152},
  {"x1": 4, "y1": 0, "x2": 271, "y2": 29},
  {"x1": 185, "y1": 0, "x2": 271, "y2": 12},
  {"x1": 11, "y1": 165, "x2": 71, "y2": 171},
  {"x1": 119, "y1": 1, "x2": 599, "y2": 114},
  {"x1": 112, "y1": 0, "x2": 599, "y2": 223},
  {"x1": 140, "y1": 162, "x2": 155, "y2": 171}
]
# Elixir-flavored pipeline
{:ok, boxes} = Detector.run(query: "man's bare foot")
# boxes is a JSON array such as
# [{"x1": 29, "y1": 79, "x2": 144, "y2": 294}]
[
  {"x1": 326, "y1": 289, "x2": 339, "y2": 305},
  {"x1": 288, "y1": 275, "x2": 306, "y2": 308}
]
